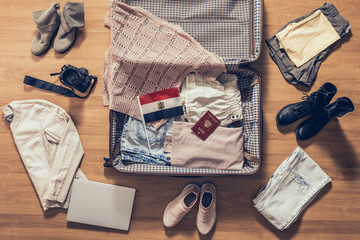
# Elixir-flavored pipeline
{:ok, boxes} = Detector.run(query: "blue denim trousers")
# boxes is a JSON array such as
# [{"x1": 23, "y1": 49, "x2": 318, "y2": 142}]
[{"x1": 120, "y1": 116, "x2": 173, "y2": 165}]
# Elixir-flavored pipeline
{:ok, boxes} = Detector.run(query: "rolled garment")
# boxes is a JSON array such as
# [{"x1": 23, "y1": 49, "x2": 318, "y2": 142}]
[
  {"x1": 180, "y1": 73, "x2": 243, "y2": 126},
  {"x1": 164, "y1": 121, "x2": 243, "y2": 171},
  {"x1": 253, "y1": 146, "x2": 331, "y2": 231},
  {"x1": 266, "y1": 3, "x2": 350, "y2": 86},
  {"x1": 276, "y1": 10, "x2": 341, "y2": 67},
  {"x1": 2, "y1": 100, "x2": 86, "y2": 210}
]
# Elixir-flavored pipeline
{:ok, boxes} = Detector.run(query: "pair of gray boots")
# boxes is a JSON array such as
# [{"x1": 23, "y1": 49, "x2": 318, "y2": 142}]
[{"x1": 31, "y1": 2, "x2": 84, "y2": 56}]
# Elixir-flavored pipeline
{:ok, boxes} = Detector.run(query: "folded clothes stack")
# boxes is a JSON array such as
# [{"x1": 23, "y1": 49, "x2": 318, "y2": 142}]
[{"x1": 266, "y1": 3, "x2": 351, "y2": 86}]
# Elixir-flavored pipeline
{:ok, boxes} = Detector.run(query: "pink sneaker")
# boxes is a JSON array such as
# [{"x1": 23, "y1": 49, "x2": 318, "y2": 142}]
[
  {"x1": 196, "y1": 183, "x2": 216, "y2": 235},
  {"x1": 163, "y1": 183, "x2": 200, "y2": 228}
]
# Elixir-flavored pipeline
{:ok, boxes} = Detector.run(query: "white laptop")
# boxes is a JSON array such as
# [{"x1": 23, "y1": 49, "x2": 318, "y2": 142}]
[{"x1": 67, "y1": 179, "x2": 136, "y2": 231}]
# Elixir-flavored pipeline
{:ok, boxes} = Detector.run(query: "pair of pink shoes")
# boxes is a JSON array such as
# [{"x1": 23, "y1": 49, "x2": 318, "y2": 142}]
[{"x1": 163, "y1": 183, "x2": 216, "y2": 235}]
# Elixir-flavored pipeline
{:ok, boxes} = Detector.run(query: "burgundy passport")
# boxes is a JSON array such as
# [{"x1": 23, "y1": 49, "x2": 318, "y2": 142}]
[{"x1": 191, "y1": 110, "x2": 221, "y2": 141}]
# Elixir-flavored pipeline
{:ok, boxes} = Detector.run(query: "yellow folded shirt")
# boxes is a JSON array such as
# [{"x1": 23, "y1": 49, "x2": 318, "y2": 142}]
[{"x1": 276, "y1": 10, "x2": 340, "y2": 67}]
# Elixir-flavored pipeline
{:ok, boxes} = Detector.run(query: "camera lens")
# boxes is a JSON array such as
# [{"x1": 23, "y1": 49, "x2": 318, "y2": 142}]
[
  {"x1": 61, "y1": 67, "x2": 92, "y2": 93},
  {"x1": 63, "y1": 69, "x2": 81, "y2": 86}
]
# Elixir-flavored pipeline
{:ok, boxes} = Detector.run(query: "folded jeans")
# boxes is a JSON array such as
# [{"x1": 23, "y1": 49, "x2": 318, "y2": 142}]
[{"x1": 253, "y1": 146, "x2": 331, "y2": 230}]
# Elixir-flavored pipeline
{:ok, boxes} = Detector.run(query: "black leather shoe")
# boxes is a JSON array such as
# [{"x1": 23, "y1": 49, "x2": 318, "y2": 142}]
[
  {"x1": 296, "y1": 97, "x2": 354, "y2": 140},
  {"x1": 276, "y1": 82, "x2": 337, "y2": 125}
]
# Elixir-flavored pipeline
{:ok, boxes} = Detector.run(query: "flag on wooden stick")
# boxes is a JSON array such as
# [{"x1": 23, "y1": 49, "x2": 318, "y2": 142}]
[{"x1": 137, "y1": 87, "x2": 184, "y2": 123}]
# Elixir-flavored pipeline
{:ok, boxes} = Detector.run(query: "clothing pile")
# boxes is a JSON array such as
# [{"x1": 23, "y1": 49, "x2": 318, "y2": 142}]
[
  {"x1": 102, "y1": 1, "x2": 251, "y2": 171},
  {"x1": 267, "y1": 3, "x2": 351, "y2": 86}
]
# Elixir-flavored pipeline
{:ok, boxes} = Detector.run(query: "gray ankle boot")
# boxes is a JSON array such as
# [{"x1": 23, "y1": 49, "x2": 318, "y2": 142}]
[
  {"x1": 54, "y1": 1, "x2": 85, "y2": 53},
  {"x1": 31, "y1": 2, "x2": 60, "y2": 56}
]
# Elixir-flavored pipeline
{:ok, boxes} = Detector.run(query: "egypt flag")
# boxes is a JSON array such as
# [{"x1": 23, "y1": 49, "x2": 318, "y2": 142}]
[{"x1": 138, "y1": 88, "x2": 184, "y2": 123}]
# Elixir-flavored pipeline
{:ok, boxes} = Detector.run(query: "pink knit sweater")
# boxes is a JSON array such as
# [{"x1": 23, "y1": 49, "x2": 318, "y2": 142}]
[{"x1": 103, "y1": 1, "x2": 226, "y2": 127}]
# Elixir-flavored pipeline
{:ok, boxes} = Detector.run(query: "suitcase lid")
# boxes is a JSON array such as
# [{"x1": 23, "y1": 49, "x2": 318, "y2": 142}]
[{"x1": 122, "y1": 0, "x2": 263, "y2": 64}]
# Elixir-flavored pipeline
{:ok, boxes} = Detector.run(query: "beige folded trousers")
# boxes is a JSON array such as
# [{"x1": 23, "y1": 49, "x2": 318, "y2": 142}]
[{"x1": 2, "y1": 100, "x2": 86, "y2": 210}]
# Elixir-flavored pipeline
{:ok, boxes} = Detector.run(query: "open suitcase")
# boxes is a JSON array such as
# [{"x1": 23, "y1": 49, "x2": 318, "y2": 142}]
[{"x1": 105, "y1": 0, "x2": 263, "y2": 175}]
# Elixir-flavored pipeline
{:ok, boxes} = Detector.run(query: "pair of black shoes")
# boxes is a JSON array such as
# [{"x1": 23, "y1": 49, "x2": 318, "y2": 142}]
[{"x1": 276, "y1": 82, "x2": 354, "y2": 140}]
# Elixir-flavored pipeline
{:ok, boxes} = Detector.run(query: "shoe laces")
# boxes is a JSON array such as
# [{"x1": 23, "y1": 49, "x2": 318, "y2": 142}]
[
  {"x1": 310, "y1": 108, "x2": 338, "y2": 129},
  {"x1": 328, "y1": 109, "x2": 340, "y2": 122},
  {"x1": 324, "y1": 99, "x2": 346, "y2": 121},
  {"x1": 294, "y1": 92, "x2": 321, "y2": 117}
]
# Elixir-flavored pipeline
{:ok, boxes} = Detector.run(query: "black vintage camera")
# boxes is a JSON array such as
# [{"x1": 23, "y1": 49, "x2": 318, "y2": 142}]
[
  {"x1": 56, "y1": 65, "x2": 94, "y2": 93},
  {"x1": 24, "y1": 64, "x2": 97, "y2": 99}
]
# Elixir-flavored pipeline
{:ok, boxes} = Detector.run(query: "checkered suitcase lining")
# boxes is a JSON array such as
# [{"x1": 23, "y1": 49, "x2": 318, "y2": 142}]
[
  {"x1": 121, "y1": 0, "x2": 262, "y2": 64},
  {"x1": 110, "y1": 67, "x2": 261, "y2": 175}
]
